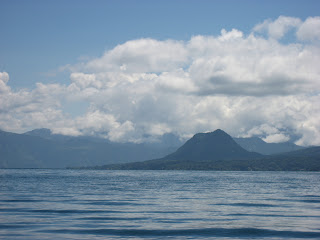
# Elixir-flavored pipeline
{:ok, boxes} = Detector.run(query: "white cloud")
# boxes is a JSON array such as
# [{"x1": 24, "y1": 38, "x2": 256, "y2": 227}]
[
  {"x1": 156, "y1": 69, "x2": 196, "y2": 93},
  {"x1": 253, "y1": 15, "x2": 320, "y2": 43},
  {"x1": 0, "y1": 72, "x2": 10, "y2": 93},
  {"x1": 1, "y1": 16, "x2": 320, "y2": 146},
  {"x1": 263, "y1": 134, "x2": 290, "y2": 143},
  {"x1": 253, "y1": 16, "x2": 302, "y2": 39},
  {"x1": 0, "y1": 72, "x2": 67, "y2": 132},
  {"x1": 188, "y1": 34, "x2": 319, "y2": 96},
  {"x1": 0, "y1": 72, "x2": 9, "y2": 83},
  {"x1": 70, "y1": 72, "x2": 102, "y2": 89},
  {"x1": 246, "y1": 124, "x2": 290, "y2": 143},
  {"x1": 52, "y1": 127, "x2": 82, "y2": 136},
  {"x1": 85, "y1": 38, "x2": 188, "y2": 73},
  {"x1": 296, "y1": 16, "x2": 320, "y2": 42},
  {"x1": 219, "y1": 28, "x2": 244, "y2": 41}
]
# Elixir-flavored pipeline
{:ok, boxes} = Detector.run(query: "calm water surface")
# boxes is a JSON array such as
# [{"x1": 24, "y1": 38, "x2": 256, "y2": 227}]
[{"x1": 0, "y1": 169, "x2": 320, "y2": 239}]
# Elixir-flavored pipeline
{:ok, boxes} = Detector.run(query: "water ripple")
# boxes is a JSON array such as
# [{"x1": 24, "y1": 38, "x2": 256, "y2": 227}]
[{"x1": 42, "y1": 227, "x2": 320, "y2": 238}]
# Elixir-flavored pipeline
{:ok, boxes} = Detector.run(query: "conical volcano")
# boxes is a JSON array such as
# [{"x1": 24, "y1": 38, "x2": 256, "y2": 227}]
[
  {"x1": 165, "y1": 129, "x2": 261, "y2": 161},
  {"x1": 91, "y1": 129, "x2": 320, "y2": 170}
]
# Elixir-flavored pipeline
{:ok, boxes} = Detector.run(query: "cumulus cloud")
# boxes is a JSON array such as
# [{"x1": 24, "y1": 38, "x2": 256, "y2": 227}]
[
  {"x1": 188, "y1": 34, "x2": 320, "y2": 96},
  {"x1": 1, "y1": 16, "x2": 320, "y2": 146},
  {"x1": 253, "y1": 16, "x2": 302, "y2": 39},
  {"x1": 0, "y1": 72, "x2": 10, "y2": 93},
  {"x1": 254, "y1": 15, "x2": 320, "y2": 43},
  {"x1": 85, "y1": 38, "x2": 188, "y2": 73},
  {"x1": 0, "y1": 74, "x2": 66, "y2": 133},
  {"x1": 296, "y1": 16, "x2": 320, "y2": 42},
  {"x1": 243, "y1": 124, "x2": 290, "y2": 143}
]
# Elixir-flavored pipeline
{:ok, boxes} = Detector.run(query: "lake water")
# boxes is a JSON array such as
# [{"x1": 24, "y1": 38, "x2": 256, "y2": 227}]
[{"x1": 0, "y1": 169, "x2": 320, "y2": 239}]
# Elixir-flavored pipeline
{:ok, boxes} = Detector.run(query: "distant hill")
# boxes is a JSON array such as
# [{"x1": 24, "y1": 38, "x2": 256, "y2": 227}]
[
  {"x1": 164, "y1": 129, "x2": 262, "y2": 161},
  {"x1": 0, "y1": 129, "x2": 181, "y2": 168},
  {"x1": 1, "y1": 128, "x2": 319, "y2": 170},
  {"x1": 24, "y1": 128, "x2": 54, "y2": 139},
  {"x1": 0, "y1": 130, "x2": 58, "y2": 168},
  {"x1": 96, "y1": 130, "x2": 320, "y2": 171},
  {"x1": 233, "y1": 137, "x2": 304, "y2": 155}
]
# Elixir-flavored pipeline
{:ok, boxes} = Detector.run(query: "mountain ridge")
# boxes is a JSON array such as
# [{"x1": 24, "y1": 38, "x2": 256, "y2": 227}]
[
  {"x1": 234, "y1": 137, "x2": 304, "y2": 155},
  {"x1": 1, "y1": 128, "x2": 318, "y2": 170},
  {"x1": 23, "y1": 128, "x2": 304, "y2": 155},
  {"x1": 0, "y1": 129, "x2": 181, "y2": 168},
  {"x1": 94, "y1": 129, "x2": 320, "y2": 171}
]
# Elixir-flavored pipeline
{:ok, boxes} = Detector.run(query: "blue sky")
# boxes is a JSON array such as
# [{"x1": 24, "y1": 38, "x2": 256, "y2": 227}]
[{"x1": 1, "y1": 0, "x2": 320, "y2": 146}]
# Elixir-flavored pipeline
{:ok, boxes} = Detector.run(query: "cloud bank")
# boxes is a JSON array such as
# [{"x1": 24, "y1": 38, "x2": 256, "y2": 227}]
[{"x1": 1, "y1": 16, "x2": 320, "y2": 146}]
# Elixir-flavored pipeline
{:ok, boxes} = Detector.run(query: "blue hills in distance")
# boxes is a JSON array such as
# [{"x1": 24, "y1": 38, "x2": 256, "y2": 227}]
[
  {"x1": 95, "y1": 129, "x2": 320, "y2": 171},
  {"x1": 0, "y1": 128, "x2": 319, "y2": 170},
  {"x1": 234, "y1": 136, "x2": 304, "y2": 155},
  {"x1": 24, "y1": 128, "x2": 304, "y2": 155},
  {"x1": 0, "y1": 128, "x2": 181, "y2": 168}
]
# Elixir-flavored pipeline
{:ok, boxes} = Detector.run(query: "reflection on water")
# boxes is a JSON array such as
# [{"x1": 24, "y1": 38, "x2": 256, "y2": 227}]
[{"x1": 0, "y1": 169, "x2": 320, "y2": 239}]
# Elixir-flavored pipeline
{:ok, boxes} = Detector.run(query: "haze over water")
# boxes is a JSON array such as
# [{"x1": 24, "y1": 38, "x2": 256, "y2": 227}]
[{"x1": 1, "y1": 169, "x2": 320, "y2": 239}]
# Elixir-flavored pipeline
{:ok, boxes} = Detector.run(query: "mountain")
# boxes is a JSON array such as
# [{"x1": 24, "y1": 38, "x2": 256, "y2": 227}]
[
  {"x1": 260, "y1": 146, "x2": 320, "y2": 170},
  {"x1": 0, "y1": 129, "x2": 182, "y2": 168},
  {"x1": 233, "y1": 137, "x2": 304, "y2": 155},
  {"x1": 96, "y1": 129, "x2": 263, "y2": 170},
  {"x1": 164, "y1": 129, "x2": 262, "y2": 161},
  {"x1": 2, "y1": 128, "x2": 319, "y2": 170},
  {"x1": 24, "y1": 128, "x2": 53, "y2": 139},
  {"x1": 96, "y1": 129, "x2": 320, "y2": 171},
  {"x1": 0, "y1": 129, "x2": 57, "y2": 168}
]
